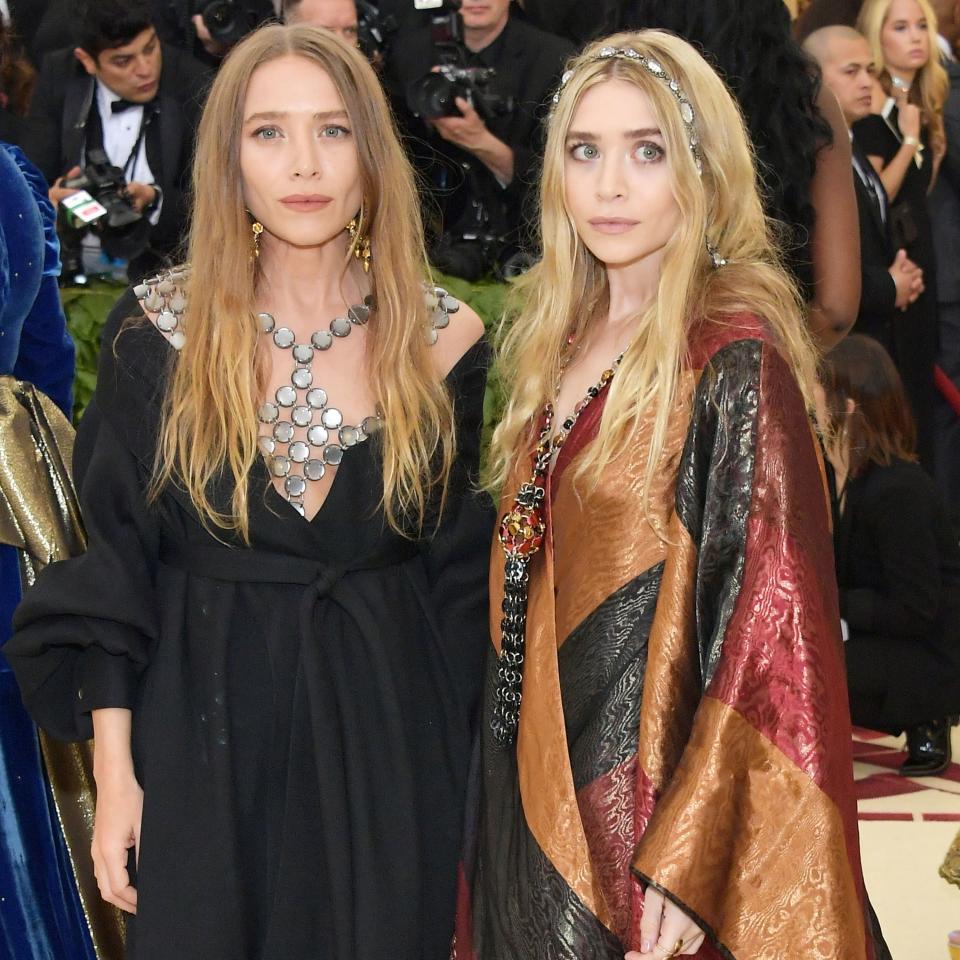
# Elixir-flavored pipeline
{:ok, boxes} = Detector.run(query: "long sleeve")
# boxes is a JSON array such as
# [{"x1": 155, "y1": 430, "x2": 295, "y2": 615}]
[
  {"x1": 631, "y1": 334, "x2": 875, "y2": 958},
  {"x1": 5, "y1": 298, "x2": 163, "y2": 741},
  {"x1": 21, "y1": 51, "x2": 69, "y2": 184},
  {"x1": 421, "y1": 339, "x2": 495, "y2": 717},
  {"x1": 840, "y1": 475, "x2": 942, "y2": 638},
  {"x1": 859, "y1": 262, "x2": 896, "y2": 322}
]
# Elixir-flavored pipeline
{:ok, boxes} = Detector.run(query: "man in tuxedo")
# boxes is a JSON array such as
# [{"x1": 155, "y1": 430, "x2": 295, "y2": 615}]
[
  {"x1": 805, "y1": 25, "x2": 924, "y2": 353},
  {"x1": 22, "y1": 0, "x2": 210, "y2": 282},
  {"x1": 387, "y1": 0, "x2": 572, "y2": 279}
]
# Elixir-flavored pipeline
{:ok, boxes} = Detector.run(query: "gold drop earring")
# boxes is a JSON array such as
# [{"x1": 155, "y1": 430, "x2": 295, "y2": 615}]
[
  {"x1": 346, "y1": 207, "x2": 372, "y2": 274},
  {"x1": 251, "y1": 220, "x2": 264, "y2": 259}
]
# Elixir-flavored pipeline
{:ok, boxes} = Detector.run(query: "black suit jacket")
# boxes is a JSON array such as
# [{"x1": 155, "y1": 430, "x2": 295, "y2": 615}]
[
  {"x1": 22, "y1": 43, "x2": 211, "y2": 277},
  {"x1": 835, "y1": 458, "x2": 960, "y2": 715},
  {"x1": 387, "y1": 17, "x2": 573, "y2": 243},
  {"x1": 10, "y1": 0, "x2": 80, "y2": 66},
  {"x1": 851, "y1": 135, "x2": 897, "y2": 351}
]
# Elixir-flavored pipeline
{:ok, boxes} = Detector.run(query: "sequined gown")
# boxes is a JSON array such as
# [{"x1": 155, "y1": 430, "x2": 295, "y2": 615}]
[
  {"x1": 461, "y1": 316, "x2": 886, "y2": 960},
  {"x1": 6, "y1": 288, "x2": 494, "y2": 960}
]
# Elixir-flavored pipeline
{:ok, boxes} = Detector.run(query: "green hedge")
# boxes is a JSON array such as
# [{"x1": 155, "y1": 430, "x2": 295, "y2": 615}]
[{"x1": 62, "y1": 273, "x2": 510, "y2": 446}]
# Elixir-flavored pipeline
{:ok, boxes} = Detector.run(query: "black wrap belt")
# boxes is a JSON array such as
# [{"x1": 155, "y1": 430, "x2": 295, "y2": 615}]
[
  {"x1": 158, "y1": 536, "x2": 423, "y2": 956},
  {"x1": 159, "y1": 537, "x2": 420, "y2": 646}
]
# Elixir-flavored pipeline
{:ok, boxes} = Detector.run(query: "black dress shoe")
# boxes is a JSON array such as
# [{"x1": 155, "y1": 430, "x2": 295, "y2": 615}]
[{"x1": 899, "y1": 719, "x2": 954, "y2": 777}]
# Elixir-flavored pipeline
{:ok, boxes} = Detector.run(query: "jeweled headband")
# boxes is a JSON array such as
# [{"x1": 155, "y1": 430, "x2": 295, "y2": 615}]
[{"x1": 553, "y1": 45, "x2": 704, "y2": 175}]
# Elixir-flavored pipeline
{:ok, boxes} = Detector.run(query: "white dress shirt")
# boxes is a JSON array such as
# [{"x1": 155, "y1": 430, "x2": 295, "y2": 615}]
[
  {"x1": 93, "y1": 79, "x2": 160, "y2": 220},
  {"x1": 80, "y1": 80, "x2": 162, "y2": 272}
]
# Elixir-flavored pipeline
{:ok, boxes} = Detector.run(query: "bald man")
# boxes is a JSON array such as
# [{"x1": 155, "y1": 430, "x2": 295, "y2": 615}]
[{"x1": 805, "y1": 25, "x2": 924, "y2": 352}]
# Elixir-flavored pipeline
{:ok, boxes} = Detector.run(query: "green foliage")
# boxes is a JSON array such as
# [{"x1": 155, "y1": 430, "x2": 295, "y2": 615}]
[
  {"x1": 62, "y1": 274, "x2": 513, "y2": 463},
  {"x1": 433, "y1": 272, "x2": 511, "y2": 466},
  {"x1": 61, "y1": 280, "x2": 126, "y2": 424}
]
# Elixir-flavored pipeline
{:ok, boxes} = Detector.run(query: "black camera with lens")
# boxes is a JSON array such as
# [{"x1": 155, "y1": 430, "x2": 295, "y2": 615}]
[
  {"x1": 58, "y1": 149, "x2": 150, "y2": 277},
  {"x1": 61, "y1": 151, "x2": 143, "y2": 232},
  {"x1": 194, "y1": 0, "x2": 250, "y2": 47},
  {"x1": 357, "y1": 0, "x2": 396, "y2": 61},
  {"x1": 405, "y1": 0, "x2": 514, "y2": 120}
]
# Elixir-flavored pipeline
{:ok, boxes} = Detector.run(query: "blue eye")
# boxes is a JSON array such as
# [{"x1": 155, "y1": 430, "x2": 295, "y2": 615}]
[
  {"x1": 254, "y1": 126, "x2": 281, "y2": 140},
  {"x1": 570, "y1": 142, "x2": 599, "y2": 161},
  {"x1": 636, "y1": 142, "x2": 665, "y2": 163},
  {"x1": 322, "y1": 125, "x2": 351, "y2": 139}
]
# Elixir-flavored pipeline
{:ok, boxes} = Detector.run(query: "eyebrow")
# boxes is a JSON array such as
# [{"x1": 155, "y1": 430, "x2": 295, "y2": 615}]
[
  {"x1": 566, "y1": 127, "x2": 662, "y2": 140},
  {"x1": 243, "y1": 109, "x2": 350, "y2": 124},
  {"x1": 108, "y1": 29, "x2": 158, "y2": 61}
]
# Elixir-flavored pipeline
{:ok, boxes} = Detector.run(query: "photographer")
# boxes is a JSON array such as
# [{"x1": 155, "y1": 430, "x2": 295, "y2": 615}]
[
  {"x1": 151, "y1": 0, "x2": 276, "y2": 65},
  {"x1": 283, "y1": 0, "x2": 392, "y2": 65},
  {"x1": 283, "y1": 0, "x2": 360, "y2": 40},
  {"x1": 388, "y1": 0, "x2": 573, "y2": 279},
  {"x1": 23, "y1": 0, "x2": 210, "y2": 282}
]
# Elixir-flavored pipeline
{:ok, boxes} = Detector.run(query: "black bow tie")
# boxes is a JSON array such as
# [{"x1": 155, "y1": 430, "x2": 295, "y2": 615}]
[{"x1": 111, "y1": 97, "x2": 144, "y2": 114}]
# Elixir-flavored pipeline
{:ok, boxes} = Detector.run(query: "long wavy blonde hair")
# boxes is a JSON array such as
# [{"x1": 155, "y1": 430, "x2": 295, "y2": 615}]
[
  {"x1": 488, "y1": 30, "x2": 818, "y2": 523},
  {"x1": 857, "y1": 0, "x2": 949, "y2": 148},
  {"x1": 150, "y1": 25, "x2": 453, "y2": 541}
]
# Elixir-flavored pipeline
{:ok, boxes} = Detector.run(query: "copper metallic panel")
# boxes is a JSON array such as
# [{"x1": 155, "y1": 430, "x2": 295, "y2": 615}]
[
  {"x1": 551, "y1": 373, "x2": 695, "y2": 648},
  {"x1": 635, "y1": 518, "x2": 701, "y2": 800},
  {"x1": 632, "y1": 696, "x2": 868, "y2": 960}
]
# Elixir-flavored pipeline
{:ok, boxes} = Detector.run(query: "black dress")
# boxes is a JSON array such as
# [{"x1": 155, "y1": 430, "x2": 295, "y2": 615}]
[
  {"x1": 5, "y1": 289, "x2": 495, "y2": 960},
  {"x1": 854, "y1": 109, "x2": 939, "y2": 468},
  {"x1": 836, "y1": 458, "x2": 960, "y2": 730}
]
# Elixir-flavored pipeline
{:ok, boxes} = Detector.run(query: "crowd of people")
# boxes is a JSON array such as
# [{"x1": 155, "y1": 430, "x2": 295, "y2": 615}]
[{"x1": 0, "y1": 1, "x2": 958, "y2": 958}]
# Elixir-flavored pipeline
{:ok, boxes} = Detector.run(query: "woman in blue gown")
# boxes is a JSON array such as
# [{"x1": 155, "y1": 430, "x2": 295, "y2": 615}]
[{"x1": 0, "y1": 139, "x2": 95, "y2": 960}]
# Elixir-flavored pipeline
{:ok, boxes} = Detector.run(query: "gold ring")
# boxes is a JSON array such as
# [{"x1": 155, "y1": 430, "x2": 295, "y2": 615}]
[{"x1": 657, "y1": 939, "x2": 684, "y2": 958}]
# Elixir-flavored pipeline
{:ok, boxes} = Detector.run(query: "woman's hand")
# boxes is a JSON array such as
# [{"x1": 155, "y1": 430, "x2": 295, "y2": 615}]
[
  {"x1": 92, "y1": 769, "x2": 143, "y2": 913},
  {"x1": 625, "y1": 887, "x2": 707, "y2": 958},
  {"x1": 896, "y1": 100, "x2": 922, "y2": 142},
  {"x1": 91, "y1": 707, "x2": 141, "y2": 913}
]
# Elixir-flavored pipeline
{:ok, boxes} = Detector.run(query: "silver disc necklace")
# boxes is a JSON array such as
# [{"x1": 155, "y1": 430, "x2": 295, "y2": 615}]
[
  {"x1": 257, "y1": 287, "x2": 460, "y2": 516},
  {"x1": 256, "y1": 295, "x2": 382, "y2": 515}
]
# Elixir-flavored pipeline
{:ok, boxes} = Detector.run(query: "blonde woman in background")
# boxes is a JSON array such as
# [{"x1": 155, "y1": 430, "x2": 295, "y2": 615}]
[
  {"x1": 457, "y1": 30, "x2": 888, "y2": 960},
  {"x1": 6, "y1": 24, "x2": 493, "y2": 960},
  {"x1": 855, "y1": 0, "x2": 949, "y2": 468}
]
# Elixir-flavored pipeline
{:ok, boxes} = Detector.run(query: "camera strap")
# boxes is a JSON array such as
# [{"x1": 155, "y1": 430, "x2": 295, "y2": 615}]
[{"x1": 121, "y1": 105, "x2": 155, "y2": 183}]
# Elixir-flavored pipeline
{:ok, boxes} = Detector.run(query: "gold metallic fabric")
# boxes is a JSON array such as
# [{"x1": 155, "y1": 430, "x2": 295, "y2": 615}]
[
  {"x1": 0, "y1": 375, "x2": 125, "y2": 959},
  {"x1": 942, "y1": 830, "x2": 960, "y2": 888}
]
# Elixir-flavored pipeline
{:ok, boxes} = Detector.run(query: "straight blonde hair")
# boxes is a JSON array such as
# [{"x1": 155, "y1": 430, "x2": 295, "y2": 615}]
[
  {"x1": 488, "y1": 31, "x2": 818, "y2": 530},
  {"x1": 857, "y1": 0, "x2": 949, "y2": 149},
  {"x1": 150, "y1": 25, "x2": 454, "y2": 541}
]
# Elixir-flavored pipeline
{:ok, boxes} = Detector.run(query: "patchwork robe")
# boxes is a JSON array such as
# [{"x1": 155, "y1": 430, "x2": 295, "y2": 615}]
[{"x1": 464, "y1": 315, "x2": 884, "y2": 960}]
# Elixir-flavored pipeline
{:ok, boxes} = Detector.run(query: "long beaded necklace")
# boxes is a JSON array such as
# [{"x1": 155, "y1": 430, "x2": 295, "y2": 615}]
[{"x1": 491, "y1": 346, "x2": 624, "y2": 746}]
